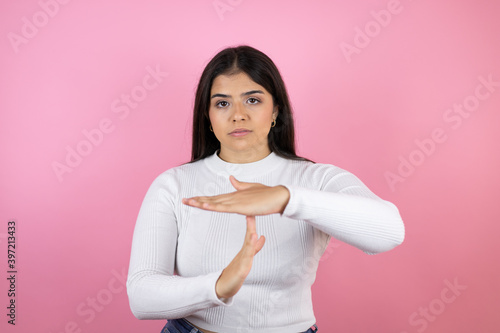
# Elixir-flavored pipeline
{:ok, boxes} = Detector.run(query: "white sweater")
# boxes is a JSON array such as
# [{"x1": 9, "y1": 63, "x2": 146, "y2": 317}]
[{"x1": 126, "y1": 151, "x2": 405, "y2": 333}]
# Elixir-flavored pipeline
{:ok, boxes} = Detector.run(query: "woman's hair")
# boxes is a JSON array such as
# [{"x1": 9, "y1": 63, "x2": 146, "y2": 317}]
[{"x1": 190, "y1": 45, "x2": 312, "y2": 163}]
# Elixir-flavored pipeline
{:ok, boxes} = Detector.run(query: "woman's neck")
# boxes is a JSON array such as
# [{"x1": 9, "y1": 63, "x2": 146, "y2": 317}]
[{"x1": 218, "y1": 147, "x2": 271, "y2": 164}]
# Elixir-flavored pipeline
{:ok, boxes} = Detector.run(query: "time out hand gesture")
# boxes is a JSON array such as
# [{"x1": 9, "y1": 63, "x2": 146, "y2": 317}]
[
  {"x1": 182, "y1": 176, "x2": 290, "y2": 216},
  {"x1": 182, "y1": 176, "x2": 290, "y2": 300},
  {"x1": 214, "y1": 216, "x2": 265, "y2": 299}
]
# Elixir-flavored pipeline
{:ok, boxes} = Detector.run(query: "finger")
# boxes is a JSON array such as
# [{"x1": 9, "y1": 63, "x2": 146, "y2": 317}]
[
  {"x1": 241, "y1": 233, "x2": 258, "y2": 260},
  {"x1": 246, "y1": 216, "x2": 257, "y2": 234},
  {"x1": 184, "y1": 192, "x2": 236, "y2": 205},
  {"x1": 245, "y1": 216, "x2": 265, "y2": 254},
  {"x1": 182, "y1": 197, "x2": 210, "y2": 209},
  {"x1": 242, "y1": 216, "x2": 257, "y2": 255},
  {"x1": 183, "y1": 198, "x2": 237, "y2": 214},
  {"x1": 183, "y1": 196, "x2": 228, "y2": 209},
  {"x1": 182, "y1": 197, "x2": 199, "y2": 207},
  {"x1": 229, "y1": 175, "x2": 254, "y2": 191},
  {"x1": 229, "y1": 175, "x2": 242, "y2": 190},
  {"x1": 255, "y1": 235, "x2": 266, "y2": 254}
]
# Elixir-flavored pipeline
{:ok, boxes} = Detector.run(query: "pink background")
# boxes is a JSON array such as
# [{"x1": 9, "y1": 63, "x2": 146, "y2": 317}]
[{"x1": 1, "y1": 0, "x2": 499, "y2": 332}]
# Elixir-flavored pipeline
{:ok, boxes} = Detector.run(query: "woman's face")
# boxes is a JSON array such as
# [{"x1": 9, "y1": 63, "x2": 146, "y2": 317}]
[{"x1": 209, "y1": 72, "x2": 278, "y2": 163}]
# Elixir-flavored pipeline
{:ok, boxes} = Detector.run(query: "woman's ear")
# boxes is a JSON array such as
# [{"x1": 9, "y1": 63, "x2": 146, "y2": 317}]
[{"x1": 273, "y1": 106, "x2": 279, "y2": 120}]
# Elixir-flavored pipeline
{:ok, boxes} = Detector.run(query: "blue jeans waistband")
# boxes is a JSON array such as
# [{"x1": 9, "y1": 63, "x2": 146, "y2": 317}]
[{"x1": 161, "y1": 318, "x2": 318, "y2": 333}]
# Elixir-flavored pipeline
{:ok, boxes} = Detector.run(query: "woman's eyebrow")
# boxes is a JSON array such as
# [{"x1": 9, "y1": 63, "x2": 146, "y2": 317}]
[{"x1": 211, "y1": 90, "x2": 265, "y2": 99}]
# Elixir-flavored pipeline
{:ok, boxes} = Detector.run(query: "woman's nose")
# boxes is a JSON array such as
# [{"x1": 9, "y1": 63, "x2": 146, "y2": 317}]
[{"x1": 232, "y1": 103, "x2": 247, "y2": 121}]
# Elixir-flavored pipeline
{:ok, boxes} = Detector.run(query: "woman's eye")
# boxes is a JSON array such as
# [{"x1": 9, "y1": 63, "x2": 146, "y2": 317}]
[
  {"x1": 216, "y1": 101, "x2": 229, "y2": 108},
  {"x1": 247, "y1": 97, "x2": 260, "y2": 104}
]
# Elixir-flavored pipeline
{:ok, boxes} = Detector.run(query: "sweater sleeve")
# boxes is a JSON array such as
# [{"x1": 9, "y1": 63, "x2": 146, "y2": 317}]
[
  {"x1": 126, "y1": 172, "x2": 232, "y2": 320},
  {"x1": 281, "y1": 164, "x2": 405, "y2": 255}
]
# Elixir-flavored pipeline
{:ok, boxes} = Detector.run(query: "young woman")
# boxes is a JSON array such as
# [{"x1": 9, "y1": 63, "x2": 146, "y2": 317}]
[{"x1": 126, "y1": 45, "x2": 405, "y2": 333}]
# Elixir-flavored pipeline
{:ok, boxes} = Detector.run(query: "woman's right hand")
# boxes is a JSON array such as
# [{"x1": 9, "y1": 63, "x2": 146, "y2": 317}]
[{"x1": 215, "y1": 216, "x2": 265, "y2": 299}]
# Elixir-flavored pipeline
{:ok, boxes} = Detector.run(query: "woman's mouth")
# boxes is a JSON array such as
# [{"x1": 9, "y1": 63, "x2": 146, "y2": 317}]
[{"x1": 229, "y1": 128, "x2": 251, "y2": 137}]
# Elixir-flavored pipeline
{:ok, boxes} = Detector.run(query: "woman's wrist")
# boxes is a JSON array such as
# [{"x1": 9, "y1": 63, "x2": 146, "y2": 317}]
[{"x1": 277, "y1": 185, "x2": 290, "y2": 214}]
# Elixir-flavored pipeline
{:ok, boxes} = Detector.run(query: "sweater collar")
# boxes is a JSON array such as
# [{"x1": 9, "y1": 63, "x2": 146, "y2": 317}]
[{"x1": 204, "y1": 150, "x2": 285, "y2": 179}]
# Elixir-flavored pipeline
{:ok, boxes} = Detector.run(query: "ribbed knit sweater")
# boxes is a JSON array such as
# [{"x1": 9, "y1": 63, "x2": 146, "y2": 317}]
[{"x1": 126, "y1": 151, "x2": 405, "y2": 333}]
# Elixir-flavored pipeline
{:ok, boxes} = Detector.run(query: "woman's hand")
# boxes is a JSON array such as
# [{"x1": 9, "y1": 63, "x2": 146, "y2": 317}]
[
  {"x1": 182, "y1": 176, "x2": 290, "y2": 216},
  {"x1": 182, "y1": 176, "x2": 286, "y2": 299},
  {"x1": 215, "y1": 216, "x2": 265, "y2": 299}
]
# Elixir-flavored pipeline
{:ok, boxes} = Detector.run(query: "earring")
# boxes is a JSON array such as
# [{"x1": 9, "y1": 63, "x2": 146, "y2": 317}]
[
  {"x1": 209, "y1": 125, "x2": 213, "y2": 132},
  {"x1": 271, "y1": 120, "x2": 276, "y2": 127}
]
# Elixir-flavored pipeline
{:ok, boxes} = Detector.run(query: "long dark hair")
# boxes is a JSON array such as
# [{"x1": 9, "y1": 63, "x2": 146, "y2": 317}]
[{"x1": 190, "y1": 45, "x2": 312, "y2": 163}]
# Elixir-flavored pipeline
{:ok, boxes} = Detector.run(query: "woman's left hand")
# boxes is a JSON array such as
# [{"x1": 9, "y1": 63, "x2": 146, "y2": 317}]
[{"x1": 182, "y1": 176, "x2": 290, "y2": 216}]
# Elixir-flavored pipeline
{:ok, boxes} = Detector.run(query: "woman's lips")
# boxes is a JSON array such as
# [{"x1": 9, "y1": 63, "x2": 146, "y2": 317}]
[{"x1": 229, "y1": 129, "x2": 251, "y2": 137}]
